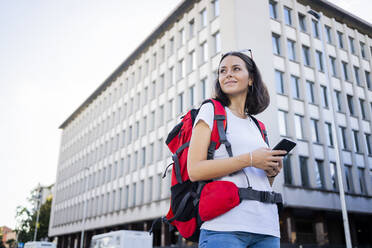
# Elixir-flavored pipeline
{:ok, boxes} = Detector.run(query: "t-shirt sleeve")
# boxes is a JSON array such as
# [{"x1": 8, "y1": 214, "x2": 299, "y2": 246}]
[{"x1": 193, "y1": 102, "x2": 214, "y2": 130}]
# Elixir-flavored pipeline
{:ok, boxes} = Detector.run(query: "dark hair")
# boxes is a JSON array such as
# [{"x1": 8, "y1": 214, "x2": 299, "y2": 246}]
[{"x1": 214, "y1": 51, "x2": 270, "y2": 115}]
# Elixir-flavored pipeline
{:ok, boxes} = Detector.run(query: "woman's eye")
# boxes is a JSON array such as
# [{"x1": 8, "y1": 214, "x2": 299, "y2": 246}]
[
  {"x1": 234, "y1": 67, "x2": 240, "y2": 71},
  {"x1": 220, "y1": 69, "x2": 226, "y2": 73}
]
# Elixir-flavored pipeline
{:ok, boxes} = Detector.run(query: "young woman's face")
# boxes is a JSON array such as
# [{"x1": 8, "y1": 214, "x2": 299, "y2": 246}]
[{"x1": 218, "y1": 55, "x2": 252, "y2": 97}]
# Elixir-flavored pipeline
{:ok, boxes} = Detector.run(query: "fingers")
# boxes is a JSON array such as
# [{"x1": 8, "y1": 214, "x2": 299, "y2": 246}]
[{"x1": 271, "y1": 149, "x2": 287, "y2": 156}]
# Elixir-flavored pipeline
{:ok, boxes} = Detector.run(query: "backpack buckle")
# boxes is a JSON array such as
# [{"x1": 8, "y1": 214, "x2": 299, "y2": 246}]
[{"x1": 260, "y1": 191, "x2": 272, "y2": 203}]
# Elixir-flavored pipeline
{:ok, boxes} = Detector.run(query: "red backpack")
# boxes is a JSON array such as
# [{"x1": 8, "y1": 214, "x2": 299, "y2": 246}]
[{"x1": 150, "y1": 99, "x2": 282, "y2": 242}]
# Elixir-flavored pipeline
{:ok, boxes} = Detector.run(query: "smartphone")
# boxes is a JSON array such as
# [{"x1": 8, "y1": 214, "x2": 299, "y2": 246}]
[{"x1": 272, "y1": 138, "x2": 296, "y2": 156}]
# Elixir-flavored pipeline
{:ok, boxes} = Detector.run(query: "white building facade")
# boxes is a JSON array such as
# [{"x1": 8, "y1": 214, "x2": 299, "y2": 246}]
[{"x1": 49, "y1": 0, "x2": 372, "y2": 247}]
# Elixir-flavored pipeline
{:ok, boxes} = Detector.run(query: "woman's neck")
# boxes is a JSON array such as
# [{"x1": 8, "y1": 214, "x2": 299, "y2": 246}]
[{"x1": 228, "y1": 94, "x2": 247, "y2": 116}]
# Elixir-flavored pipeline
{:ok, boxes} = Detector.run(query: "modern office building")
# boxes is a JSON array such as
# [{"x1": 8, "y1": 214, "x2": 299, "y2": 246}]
[{"x1": 49, "y1": 0, "x2": 372, "y2": 247}]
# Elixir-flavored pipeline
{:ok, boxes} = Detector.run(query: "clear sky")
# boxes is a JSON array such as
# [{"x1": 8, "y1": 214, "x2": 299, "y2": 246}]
[{"x1": 1, "y1": 0, "x2": 371, "y2": 230}]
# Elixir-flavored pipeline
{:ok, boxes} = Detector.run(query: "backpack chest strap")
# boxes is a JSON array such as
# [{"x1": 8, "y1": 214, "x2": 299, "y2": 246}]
[{"x1": 238, "y1": 187, "x2": 283, "y2": 204}]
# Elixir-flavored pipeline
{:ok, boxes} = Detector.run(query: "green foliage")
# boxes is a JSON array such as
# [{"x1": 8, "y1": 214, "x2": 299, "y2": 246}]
[
  {"x1": 0, "y1": 235, "x2": 5, "y2": 248},
  {"x1": 15, "y1": 188, "x2": 53, "y2": 243},
  {"x1": 6, "y1": 239, "x2": 16, "y2": 248}
]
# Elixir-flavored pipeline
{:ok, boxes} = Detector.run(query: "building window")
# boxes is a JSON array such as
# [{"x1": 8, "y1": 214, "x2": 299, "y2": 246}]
[
  {"x1": 353, "y1": 67, "x2": 362, "y2": 88},
  {"x1": 311, "y1": 119, "x2": 320, "y2": 143},
  {"x1": 291, "y1": 75, "x2": 300, "y2": 99},
  {"x1": 312, "y1": 19, "x2": 320, "y2": 38},
  {"x1": 189, "y1": 50, "x2": 196, "y2": 72},
  {"x1": 358, "y1": 168, "x2": 367, "y2": 195},
  {"x1": 151, "y1": 80, "x2": 156, "y2": 99},
  {"x1": 298, "y1": 13, "x2": 306, "y2": 32},
  {"x1": 168, "y1": 99, "x2": 174, "y2": 121},
  {"x1": 158, "y1": 105, "x2": 164, "y2": 127},
  {"x1": 269, "y1": 0, "x2": 277, "y2": 19},
  {"x1": 132, "y1": 183, "x2": 137, "y2": 206},
  {"x1": 157, "y1": 138, "x2": 164, "y2": 161},
  {"x1": 349, "y1": 37, "x2": 355, "y2": 54},
  {"x1": 359, "y1": 99, "x2": 366, "y2": 119},
  {"x1": 323, "y1": 123, "x2": 332, "y2": 148},
  {"x1": 169, "y1": 37, "x2": 174, "y2": 55},
  {"x1": 347, "y1": 94, "x2": 354, "y2": 115},
  {"x1": 213, "y1": 0, "x2": 220, "y2": 17},
  {"x1": 330, "y1": 162, "x2": 338, "y2": 190},
  {"x1": 325, "y1": 25, "x2": 332, "y2": 43},
  {"x1": 149, "y1": 143, "x2": 154, "y2": 164},
  {"x1": 334, "y1": 90, "x2": 342, "y2": 111},
  {"x1": 169, "y1": 66, "x2": 175, "y2": 87},
  {"x1": 302, "y1": 45, "x2": 310, "y2": 66},
  {"x1": 365, "y1": 133, "x2": 371, "y2": 155},
  {"x1": 315, "y1": 50, "x2": 324, "y2": 72},
  {"x1": 179, "y1": 59, "x2": 186, "y2": 79},
  {"x1": 278, "y1": 110, "x2": 288, "y2": 136},
  {"x1": 201, "y1": 41, "x2": 208, "y2": 63},
  {"x1": 200, "y1": 8, "x2": 207, "y2": 28},
  {"x1": 321, "y1": 85, "x2": 329, "y2": 108},
  {"x1": 201, "y1": 77, "x2": 207, "y2": 100},
  {"x1": 189, "y1": 19, "x2": 195, "y2": 39},
  {"x1": 179, "y1": 28, "x2": 185, "y2": 47},
  {"x1": 275, "y1": 70, "x2": 284, "y2": 94},
  {"x1": 272, "y1": 33, "x2": 281, "y2": 55},
  {"x1": 344, "y1": 165, "x2": 354, "y2": 193},
  {"x1": 178, "y1": 92, "x2": 184, "y2": 114},
  {"x1": 294, "y1": 114, "x2": 304, "y2": 139},
  {"x1": 352, "y1": 130, "x2": 360, "y2": 153},
  {"x1": 315, "y1": 160, "x2": 325, "y2": 188},
  {"x1": 360, "y1": 42, "x2": 366, "y2": 58},
  {"x1": 148, "y1": 177, "x2": 153, "y2": 202},
  {"x1": 339, "y1": 126, "x2": 347, "y2": 149},
  {"x1": 140, "y1": 180, "x2": 144, "y2": 204},
  {"x1": 299, "y1": 156, "x2": 310, "y2": 187},
  {"x1": 341, "y1": 61, "x2": 349, "y2": 81},
  {"x1": 283, "y1": 155, "x2": 292, "y2": 185},
  {"x1": 365, "y1": 71, "x2": 371, "y2": 90},
  {"x1": 287, "y1": 39, "x2": 296, "y2": 61},
  {"x1": 189, "y1": 85, "x2": 195, "y2": 107},
  {"x1": 337, "y1": 31, "x2": 344, "y2": 49},
  {"x1": 329, "y1": 56, "x2": 337, "y2": 77},
  {"x1": 283, "y1": 6, "x2": 292, "y2": 26},
  {"x1": 213, "y1": 31, "x2": 221, "y2": 54},
  {"x1": 306, "y1": 80, "x2": 315, "y2": 104},
  {"x1": 150, "y1": 111, "x2": 155, "y2": 131}
]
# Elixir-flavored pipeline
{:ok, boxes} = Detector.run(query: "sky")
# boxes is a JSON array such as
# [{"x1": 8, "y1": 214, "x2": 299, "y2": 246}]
[{"x1": 0, "y1": 0, "x2": 372, "y2": 230}]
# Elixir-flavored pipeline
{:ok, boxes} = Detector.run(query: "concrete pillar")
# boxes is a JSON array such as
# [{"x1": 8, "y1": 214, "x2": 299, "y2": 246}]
[{"x1": 315, "y1": 212, "x2": 329, "y2": 246}]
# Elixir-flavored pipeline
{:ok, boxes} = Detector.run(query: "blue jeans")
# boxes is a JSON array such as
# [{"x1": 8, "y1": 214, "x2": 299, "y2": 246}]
[{"x1": 198, "y1": 229, "x2": 280, "y2": 248}]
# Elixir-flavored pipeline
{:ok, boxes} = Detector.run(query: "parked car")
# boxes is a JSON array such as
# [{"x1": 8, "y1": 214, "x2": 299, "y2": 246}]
[
  {"x1": 24, "y1": 241, "x2": 56, "y2": 248},
  {"x1": 90, "y1": 230, "x2": 152, "y2": 248}
]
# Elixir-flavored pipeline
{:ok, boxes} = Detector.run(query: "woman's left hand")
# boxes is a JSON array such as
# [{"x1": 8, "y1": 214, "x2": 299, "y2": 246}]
[{"x1": 265, "y1": 157, "x2": 283, "y2": 177}]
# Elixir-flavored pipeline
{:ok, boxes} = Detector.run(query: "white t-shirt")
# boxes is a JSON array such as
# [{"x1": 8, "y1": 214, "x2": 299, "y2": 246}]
[{"x1": 193, "y1": 102, "x2": 280, "y2": 238}]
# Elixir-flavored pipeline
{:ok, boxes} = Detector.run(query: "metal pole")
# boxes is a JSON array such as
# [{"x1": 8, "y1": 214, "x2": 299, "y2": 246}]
[
  {"x1": 80, "y1": 167, "x2": 89, "y2": 248},
  {"x1": 308, "y1": 9, "x2": 352, "y2": 248},
  {"x1": 33, "y1": 186, "x2": 41, "y2": 241}
]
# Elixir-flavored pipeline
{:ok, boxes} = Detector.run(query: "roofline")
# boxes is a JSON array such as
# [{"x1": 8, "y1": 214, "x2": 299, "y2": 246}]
[
  {"x1": 60, "y1": 0, "x2": 372, "y2": 129},
  {"x1": 59, "y1": 0, "x2": 197, "y2": 129},
  {"x1": 298, "y1": 0, "x2": 372, "y2": 35}
]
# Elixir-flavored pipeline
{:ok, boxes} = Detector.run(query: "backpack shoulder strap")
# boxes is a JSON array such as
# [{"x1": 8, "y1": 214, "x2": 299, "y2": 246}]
[
  {"x1": 201, "y1": 99, "x2": 233, "y2": 158},
  {"x1": 250, "y1": 115, "x2": 269, "y2": 146}
]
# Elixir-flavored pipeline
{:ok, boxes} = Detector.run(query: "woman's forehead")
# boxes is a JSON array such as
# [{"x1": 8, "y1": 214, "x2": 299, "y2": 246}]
[{"x1": 219, "y1": 55, "x2": 245, "y2": 67}]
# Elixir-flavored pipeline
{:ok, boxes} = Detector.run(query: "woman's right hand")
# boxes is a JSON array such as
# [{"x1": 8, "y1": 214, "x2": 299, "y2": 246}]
[{"x1": 250, "y1": 147, "x2": 287, "y2": 171}]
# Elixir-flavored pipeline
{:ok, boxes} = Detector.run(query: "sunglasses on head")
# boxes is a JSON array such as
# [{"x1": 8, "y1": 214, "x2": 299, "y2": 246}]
[{"x1": 221, "y1": 49, "x2": 253, "y2": 59}]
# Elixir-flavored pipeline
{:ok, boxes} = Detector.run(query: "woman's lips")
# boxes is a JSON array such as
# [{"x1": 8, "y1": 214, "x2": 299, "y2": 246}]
[{"x1": 225, "y1": 80, "x2": 237, "y2": 85}]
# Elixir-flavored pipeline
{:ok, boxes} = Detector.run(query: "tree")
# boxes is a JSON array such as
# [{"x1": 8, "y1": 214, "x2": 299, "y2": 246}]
[
  {"x1": 15, "y1": 186, "x2": 53, "y2": 243},
  {"x1": 0, "y1": 235, "x2": 5, "y2": 248},
  {"x1": 6, "y1": 239, "x2": 15, "y2": 248}
]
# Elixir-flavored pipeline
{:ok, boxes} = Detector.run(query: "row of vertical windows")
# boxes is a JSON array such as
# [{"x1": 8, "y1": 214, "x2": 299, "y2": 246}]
[
  {"x1": 278, "y1": 110, "x2": 372, "y2": 155},
  {"x1": 283, "y1": 155, "x2": 369, "y2": 195},
  {"x1": 269, "y1": 0, "x2": 372, "y2": 60},
  {"x1": 53, "y1": 172, "x2": 172, "y2": 226},
  {"x1": 60, "y1": 0, "x2": 221, "y2": 154}
]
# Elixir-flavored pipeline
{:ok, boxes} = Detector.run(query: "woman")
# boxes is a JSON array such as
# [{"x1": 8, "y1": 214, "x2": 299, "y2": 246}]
[{"x1": 187, "y1": 51, "x2": 286, "y2": 248}]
